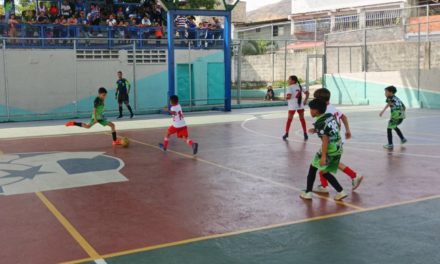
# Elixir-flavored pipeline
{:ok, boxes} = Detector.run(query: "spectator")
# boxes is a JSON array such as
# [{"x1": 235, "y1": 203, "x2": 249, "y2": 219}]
[
  {"x1": 87, "y1": 4, "x2": 100, "y2": 26},
  {"x1": 8, "y1": 14, "x2": 19, "y2": 43},
  {"x1": 23, "y1": 11, "x2": 36, "y2": 43},
  {"x1": 154, "y1": 21, "x2": 163, "y2": 39},
  {"x1": 265, "y1": 85, "x2": 275, "y2": 101},
  {"x1": 37, "y1": 11, "x2": 49, "y2": 24},
  {"x1": 116, "y1": 6, "x2": 125, "y2": 22},
  {"x1": 174, "y1": 15, "x2": 187, "y2": 39},
  {"x1": 38, "y1": 2, "x2": 47, "y2": 14},
  {"x1": 67, "y1": 15, "x2": 78, "y2": 38},
  {"x1": 212, "y1": 17, "x2": 222, "y2": 40},
  {"x1": 152, "y1": 1, "x2": 163, "y2": 25},
  {"x1": 107, "y1": 14, "x2": 117, "y2": 26},
  {"x1": 49, "y1": 4, "x2": 59, "y2": 21},
  {"x1": 61, "y1": 1, "x2": 72, "y2": 17},
  {"x1": 141, "y1": 15, "x2": 151, "y2": 26},
  {"x1": 76, "y1": 0, "x2": 85, "y2": 13},
  {"x1": 77, "y1": 10, "x2": 87, "y2": 25},
  {"x1": 187, "y1": 16, "x2": 197, "y2": 41}
]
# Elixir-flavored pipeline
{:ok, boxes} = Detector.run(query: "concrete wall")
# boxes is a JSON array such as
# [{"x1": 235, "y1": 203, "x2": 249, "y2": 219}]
[
  {"x1": 0, "y1": 48, "x2": 224, "y2": 121},
  {"x1": 237, "y1": 23, "x2": 292, "y2": 40},
  {"x1": 292, "y1": 0, "x2": 406, "y2": 14}
]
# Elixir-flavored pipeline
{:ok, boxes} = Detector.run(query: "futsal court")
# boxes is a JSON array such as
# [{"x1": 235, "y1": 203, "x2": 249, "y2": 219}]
[{"x1": 1, "y1": 106, "x2": 439, "y2": 264}]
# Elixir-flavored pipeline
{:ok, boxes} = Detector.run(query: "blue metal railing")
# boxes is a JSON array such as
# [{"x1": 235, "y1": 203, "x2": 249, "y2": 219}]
[{"x1": 0, "y1": 23, "x2": 224, "y2": 49}]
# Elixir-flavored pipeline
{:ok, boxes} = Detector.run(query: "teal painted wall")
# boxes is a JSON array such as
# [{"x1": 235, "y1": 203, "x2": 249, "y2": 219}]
[{"x1": 324, "y1": 74, "x2": 440, "y2": 109}]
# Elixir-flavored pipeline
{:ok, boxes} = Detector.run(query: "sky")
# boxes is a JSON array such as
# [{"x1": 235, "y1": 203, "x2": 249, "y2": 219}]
[{"x1": 244, "y1": 0, "x2": 283, "y2": 12}]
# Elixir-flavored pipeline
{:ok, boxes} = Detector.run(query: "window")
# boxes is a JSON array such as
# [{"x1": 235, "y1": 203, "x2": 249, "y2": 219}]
[
  {"x1": 256, "y1": 28, "x2": 261, "y2": 32},
  {"x1": 278, "y1": 26, "x2": 284, "y2": 36},
  {"x1": 273, "y1": 26, "x2": 279, "y2": 37}
]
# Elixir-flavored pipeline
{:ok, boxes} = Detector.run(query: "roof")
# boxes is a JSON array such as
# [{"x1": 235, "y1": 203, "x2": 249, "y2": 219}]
[{"x1": 245, "y1": 0, "x2": 291, "y2": 24}]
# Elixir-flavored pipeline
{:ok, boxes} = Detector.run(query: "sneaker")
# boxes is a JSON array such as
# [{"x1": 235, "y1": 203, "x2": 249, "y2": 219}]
[
  {"x1": 334, "y1": 191, "x2": 348, "y2": 201},
  {"x1": 65, "y1": 121, "x2": 75, "y2": 127},
  {"x1": 282, "y1": 133, "x2": 289, "y2": 141},
  {"x1": 352, "y1": 175, "x2": 364, "y2": 191},
  {"x1": 130, "y1": 113, "x2": 134, "y2": 119},
  {"x1": 159, "y1": 143, "x2": 167, "y2": 152},
  {"x1": 313, "y1": 185, "x2": 329, "y2": 194},
  {"x1": 401, "y1": 138, "x2": 408, "y2": 144},
  {"x1": 112, "y1": 139, "x2": 122, "y2": 146},
  {"x1": 192, "y1": 143, "x2": 199, "y2": 155},
  {"x1": 117, "y1": 115, "x2": 123, "y2": 119},
  {"x1": 304, "y1": 133, "x2": 309, "y2": 141},
  {"x1": 383, "y1": 144, "x2": 393, "y2": 150},
  {"x1": 300, "y1": 191, "x2": 313, "y2": 200}
]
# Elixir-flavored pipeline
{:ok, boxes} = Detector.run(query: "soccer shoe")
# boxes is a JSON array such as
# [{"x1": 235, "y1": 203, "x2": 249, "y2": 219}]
[
  {"x1": 352, "y1": 175, "x2": 364, "y2": 191},
  {"x1": 313, "y1": 185, "x2": 329, "y2": 194},
  {"x1": 112, "y1": 139, "x2": 122, "y2": 146},
  {"x1": 334, "y1": 191, "x2": 348, "y2": 201},
  {"x1": 282, "y1": 133, "x2": 289, "y2": 141},
  {"x1": 300, "y1": 191, "x2": 313, "y2": 200},
  {"x1": 383, "y1": 144, "x2": 393, "y2": 150},
  {"x1": 130, "y1": 113, "x2": 134, "y2": 119},
  {"x1": 117, "y1": 115, "x2": 123, "y2": 119},
  {"x1": 192, "y1": 143, "x2": 199, "y2": 155},
  {"x1": 401, "y1": 138, "x2": 408, "y2": 144},
  {"x1": 159, "y1": 143, "x2": 167, "y2": 152},
  {"x1": 65, "y1": 121, "x2": 75, "y2": 127},
  {"x1": 304, "y1": 133, "x2": 309, "y2": 141}
]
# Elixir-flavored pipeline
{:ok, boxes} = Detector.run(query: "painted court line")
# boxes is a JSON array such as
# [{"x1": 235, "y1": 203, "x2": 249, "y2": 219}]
[
  {"x1": 127, "y1": 137, "x2": 365, "y2": 211},
  {"x1": 35, "y1": 192, "x2": 107, "y2": 264},
  {"x1": 63, "y1": 194, "x2": 440, "y2": 264}
]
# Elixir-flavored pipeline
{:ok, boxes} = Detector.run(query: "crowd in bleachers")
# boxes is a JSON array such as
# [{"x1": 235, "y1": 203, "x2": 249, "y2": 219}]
[{"x1": 0, "y1": 1, "x2": 224, "y2": 48}]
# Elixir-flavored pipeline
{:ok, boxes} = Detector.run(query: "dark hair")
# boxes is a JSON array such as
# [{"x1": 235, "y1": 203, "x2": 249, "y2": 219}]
[
  {"x1": 308, "y1": 99, "x2": 327, "y2": 114},
  {"x1": 117, "y1": 70, "x2": 122, "y2": 74},
  {"x1": 314, "y1": 88, "x2": 331, "y2": 102},
  {"x1": 170, "y1": 95, "x2": 179, "y2": 104},
  {"x1": 289, "y1": 75, "x2": 303, "y2": 105},
  {"x1": 98, "y1": 87, "x2": 107, "y2": 94},
  {"x1": 385, "y1": 85, "x2": 397, "y2": 94}
]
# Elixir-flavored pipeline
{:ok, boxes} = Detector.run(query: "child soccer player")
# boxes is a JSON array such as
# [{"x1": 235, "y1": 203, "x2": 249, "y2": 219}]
[
  {"x1": 380, "y1": 86, "x2": 407, "y2": 149},
  {"x1": 300, "y1": 99, "x2": 347, "y2": 201},
  {"x1": 115, "y1": 71, "x2": 134, "y2": 119},
  {"x1": 65, "y1": 87, "x2": 121, "y2": 145},
  {"x1": 159, "y1": 95, "x2": 199, "y2": 155},
  {"x1": 283, "y1": 75, "x2": 309, "y2": 141},
  {"x1": 312, "y1": 88, "x2": 364, "y2": 193}
]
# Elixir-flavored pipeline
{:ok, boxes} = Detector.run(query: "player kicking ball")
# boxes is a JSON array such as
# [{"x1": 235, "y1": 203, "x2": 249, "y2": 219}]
[
  {"x1": 300, "y1": 99, "x2": 347, "y2": 201},
  {"x1": 159, "y1": 95, "x2": 199, "y2": 155},
  {"x1": 65, "y1": 87, "x2": 122, "y2": 146}
]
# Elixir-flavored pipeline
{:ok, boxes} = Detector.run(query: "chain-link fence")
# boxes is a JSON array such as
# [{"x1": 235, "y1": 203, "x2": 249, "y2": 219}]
[{"x1": 324, "y1": 20, "x2": 440, "y2": 109}]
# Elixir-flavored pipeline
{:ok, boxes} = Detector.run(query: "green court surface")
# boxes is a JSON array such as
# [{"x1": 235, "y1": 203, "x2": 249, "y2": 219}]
[{"x1": 85, "y1": 198, "x2": 440, "y2": 264}]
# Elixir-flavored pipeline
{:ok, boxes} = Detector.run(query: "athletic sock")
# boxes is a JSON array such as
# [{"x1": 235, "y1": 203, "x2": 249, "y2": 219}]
[
  {"x1": 112, "y1": 132, "x2": 117, "y2": 141},
  {"x1": 394, "y1": 127, "x2": 405, "y2": 140},
  {"x1": 343, "y1": 167, "x2": 357, "y2": 179},
  {"x1": 285, "y1": 118, "x2": 293, "y2": 134},
  {"x1": 387, "y1": 128, "x2": 393, "y2": 145},
  {"x1": 300, "y1": 118, "x2": 307, "y2": 133},
  {"x1": 306, "y1": 165, "x2": 318, "y2": 193},
  {"x1": 74, "y1": 122, "x2": 82, "y2": 127},
  {"x1": 323, "y1": 172, "x2": 343, "y2": 192},
  {"x1": 163, "y1": 137, "x2": 169, "y2": 149},
  {"x1": 127, "y1": 105, "x2": 133, "y2": 115},
  {"x1": 319, "y1": 171, "x2": 329, "y2": 188},
  {"x1": 186, "y1": 139, "x2": 193, "y2": 147},
  {"x1": 118, "y1": 106, "x2": 123, "y2": 116}
]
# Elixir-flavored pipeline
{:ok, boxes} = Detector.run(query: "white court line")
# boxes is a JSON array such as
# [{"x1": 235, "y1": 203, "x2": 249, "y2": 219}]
[
  {"x1": 94, "y1": 259, "x2": 108, "y2": 264},
  {"x1": 241, "y1": 116, "x2": 440, "y2": 160}
]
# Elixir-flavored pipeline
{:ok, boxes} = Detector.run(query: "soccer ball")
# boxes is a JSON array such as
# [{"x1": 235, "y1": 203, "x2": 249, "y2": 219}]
[{"x1": 121, "y1": 137, "x2": 130, "y2": 148}]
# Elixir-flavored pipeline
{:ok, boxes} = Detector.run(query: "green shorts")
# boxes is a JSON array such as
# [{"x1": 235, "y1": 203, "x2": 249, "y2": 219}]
[
  {"x1": 89, "y1": 118, "x2": 110, "y2": 127},
  {"x1": 311, "y1": 149, "x2": 342, "y2": 174},
  {"x1": 388, "y1": 118, "x2": 404, "y2": 129}
]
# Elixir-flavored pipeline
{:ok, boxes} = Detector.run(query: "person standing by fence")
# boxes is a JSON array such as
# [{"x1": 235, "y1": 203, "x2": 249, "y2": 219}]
[{"x1": 115, "y1": 71, "x2": 134, "y2": 119}]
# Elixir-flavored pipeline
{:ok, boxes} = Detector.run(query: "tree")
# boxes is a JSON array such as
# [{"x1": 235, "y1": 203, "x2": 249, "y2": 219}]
[
  {"x1": 242, "y1": 40, "x2": 271, "y2": 55},
  {"x1": 161, "y1": 0, "x2": 219, "y2": 10}
]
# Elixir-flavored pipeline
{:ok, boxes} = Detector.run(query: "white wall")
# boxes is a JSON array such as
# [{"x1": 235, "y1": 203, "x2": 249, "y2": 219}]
[{"x1": 292, "y1": 0, "x2": 406, "y2": 14}]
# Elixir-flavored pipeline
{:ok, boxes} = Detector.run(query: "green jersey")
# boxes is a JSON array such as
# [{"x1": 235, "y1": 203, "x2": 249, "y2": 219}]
[
  {"x1": 93, "y1": 97, "x2": 105, "y2": 120},
  {"x1": 386, "y1": 95, "x2": 406, "y2": 120},
  {"x1": 314, "y1": 113, "x2": 342, "y2": 156}
]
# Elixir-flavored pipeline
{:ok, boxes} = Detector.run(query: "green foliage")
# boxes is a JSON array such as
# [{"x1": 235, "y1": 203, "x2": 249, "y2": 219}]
[
  {"x1": 161, "y1": 0, "x2": 219, "y2": 10},
  {"x1": 242, "y1": 40, "x2": 272, "y2": 55}
]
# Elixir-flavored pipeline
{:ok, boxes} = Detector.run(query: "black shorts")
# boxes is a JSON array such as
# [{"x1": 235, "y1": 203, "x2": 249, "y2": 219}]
[{"x1": 118, "y1": 94, "x2": 129, "y2": 104}]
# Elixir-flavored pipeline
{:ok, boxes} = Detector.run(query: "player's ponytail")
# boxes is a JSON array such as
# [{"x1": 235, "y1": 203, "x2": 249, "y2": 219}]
[{"x1": 291, "y1": 75, "x2": 303, "y2": 105}]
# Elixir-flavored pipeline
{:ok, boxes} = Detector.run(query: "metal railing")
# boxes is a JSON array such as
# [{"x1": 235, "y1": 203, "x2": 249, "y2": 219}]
[{"x1": 0, "y1": 24, "x2": 224, "y2": 49}]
